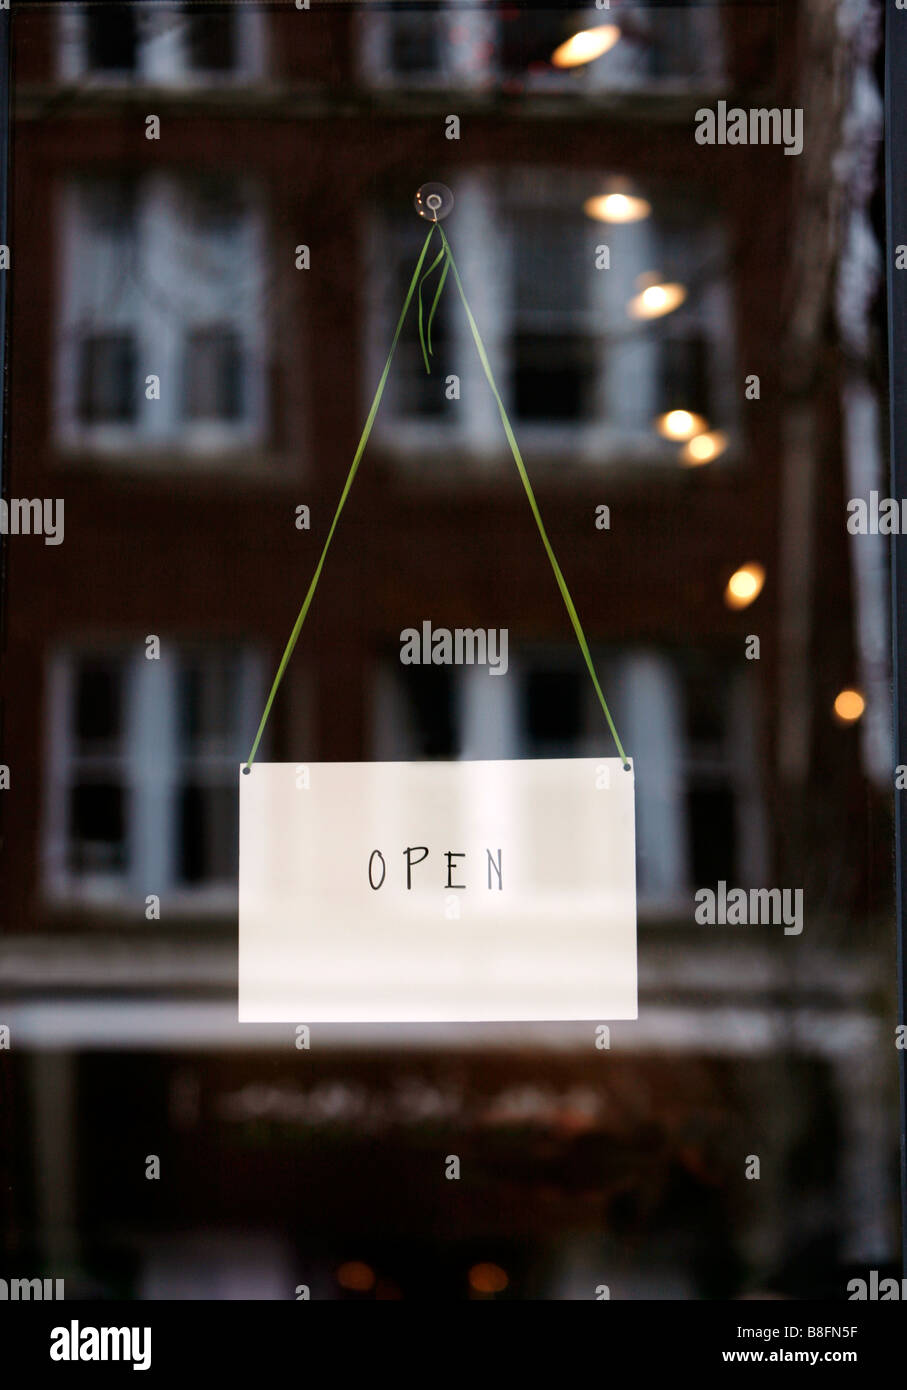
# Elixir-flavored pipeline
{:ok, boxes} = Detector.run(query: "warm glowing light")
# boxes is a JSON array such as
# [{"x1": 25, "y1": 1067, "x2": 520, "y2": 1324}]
[
  {"x1": 680, "y1": 430, "x2": 729, "y2": 466},
  {"x1": 628, "y1": 280, "x2": 687, "y2": 320},
  {"x1": 551, "y1": 25, "x2": 620, "y2": 68},
  {"x1": 337, "y1": 1261, "x2": 376, "y2": 1292},
  {"x1": 834, "y1": 688, "x2": 865, "y2": 723},
  {"x1": 583, "y1": 192, "x2": 651, "y2": 224},
  {"x1": 469, "y1": 1262, "x2": 509, "y2": 1294},
  {"x1": 655, "y1": 409, "x2": 708, "y2": 442},
  {"x1": 725, "y1": 563, "x2": 765, "y2": 610}
]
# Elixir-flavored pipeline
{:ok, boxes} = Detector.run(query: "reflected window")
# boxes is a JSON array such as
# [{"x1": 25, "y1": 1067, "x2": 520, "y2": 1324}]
[
  {"x1": 623, "y1": 2, "x2": 724, "y2": 84},
  {"x1": 46, "y1": 646, "x2": 262, "y2": 910},
  {"x1": 372, "y1": 173, "x2": 734, "y2": 465},
  {"x1": 60, "y1": 5, "x2": 264, "y2": 84},
  {"x1": 358, "y1": 4, "x2": 492, "y2": 90},
  {"x1": 57, "y1": 173, "x2": 266, "y2": 459}
]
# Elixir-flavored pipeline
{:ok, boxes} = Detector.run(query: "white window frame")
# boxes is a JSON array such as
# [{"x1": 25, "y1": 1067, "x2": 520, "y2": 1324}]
[
  {"x1": 58, "y1": 4, "x2": 266, "y2": 87},
  {"x1": 55, "y1": 172, "x2": 267, "y2": 464},
  {"x1": 44, "y1": 643, "x2": 264, "y2": 915}
]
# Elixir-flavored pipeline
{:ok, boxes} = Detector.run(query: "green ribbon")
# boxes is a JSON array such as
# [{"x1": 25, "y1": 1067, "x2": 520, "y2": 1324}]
[
  {"x1": 417, "y1": 244, "x2": 447, "y2": 373},
  {"x1": 246, "y1": 220, "x2": 629, "y2": 770}
]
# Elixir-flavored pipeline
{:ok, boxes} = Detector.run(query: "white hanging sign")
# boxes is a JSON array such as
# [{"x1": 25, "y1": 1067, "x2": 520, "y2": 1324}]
[{"x1": 239, "y1": 757, "x2": 637, "y2": 1023}]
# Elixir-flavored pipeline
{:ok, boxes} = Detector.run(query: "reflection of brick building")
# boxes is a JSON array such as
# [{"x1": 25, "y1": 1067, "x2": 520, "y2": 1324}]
[{"x1": 0, "y1": 3, "x2": 897, "y2": 1297}]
